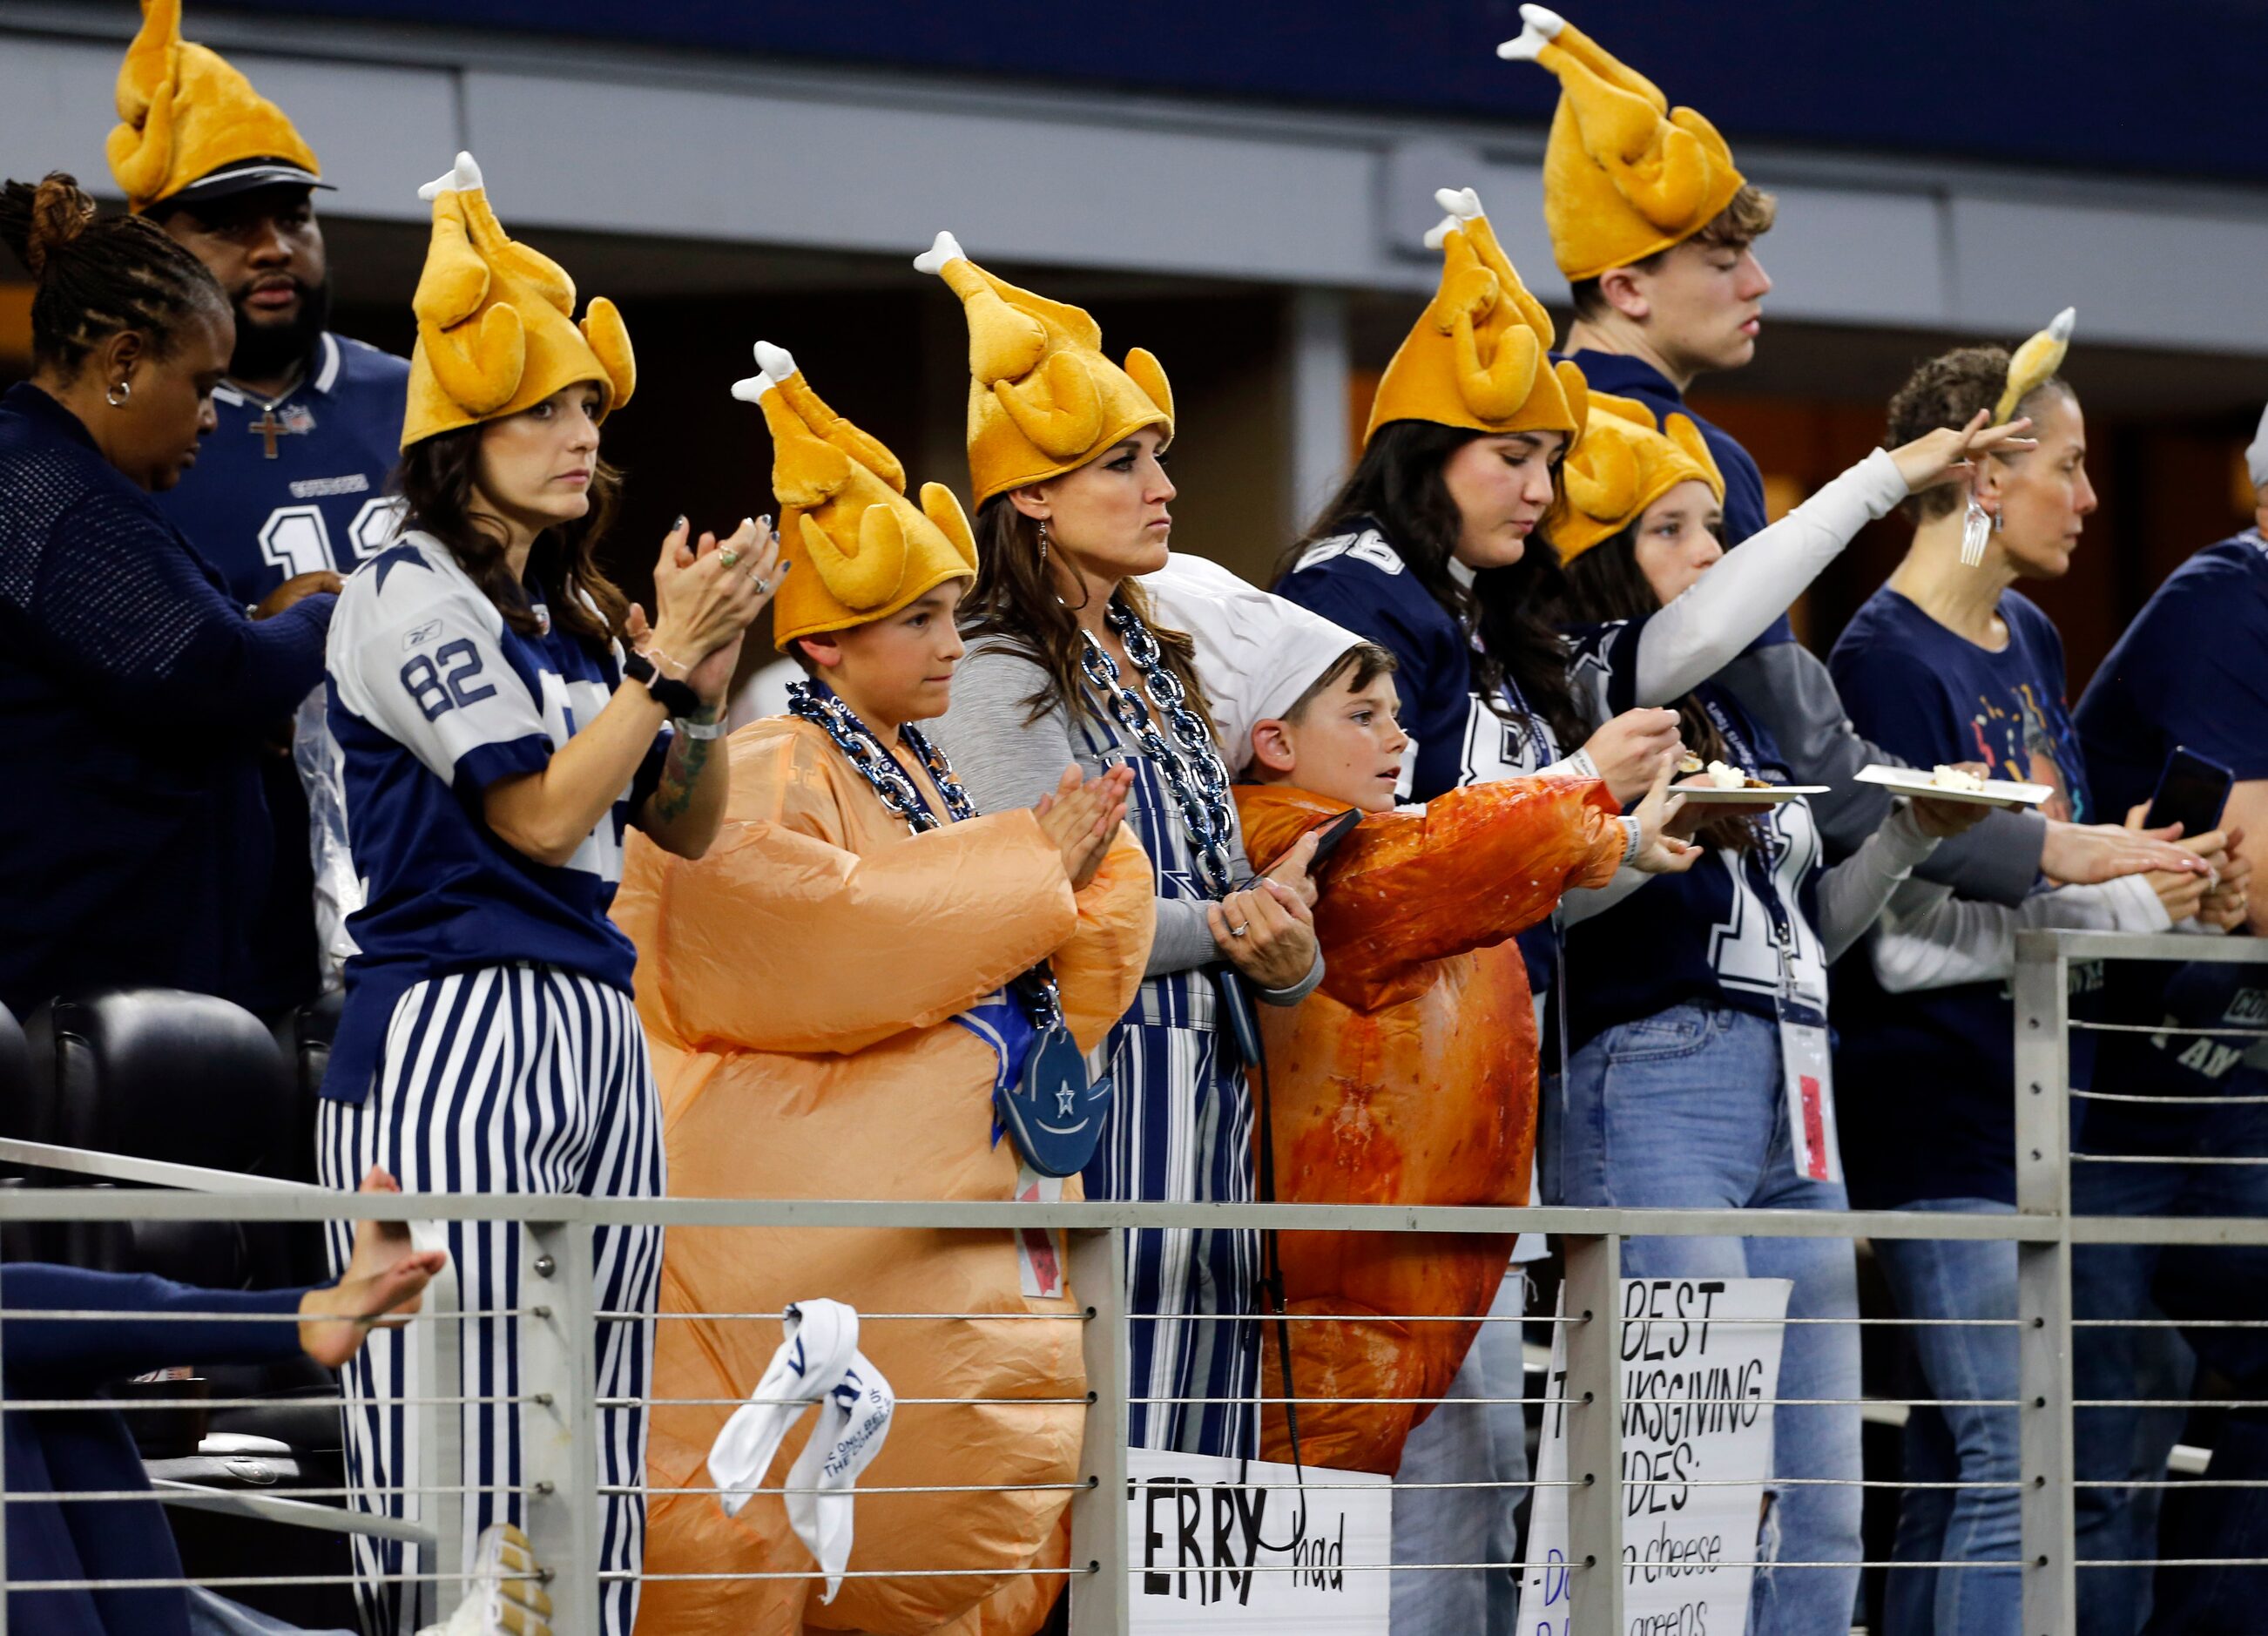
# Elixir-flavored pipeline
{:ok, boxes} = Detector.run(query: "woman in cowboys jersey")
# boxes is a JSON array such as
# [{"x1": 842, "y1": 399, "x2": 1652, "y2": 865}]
[{"x1": 315, "y1": 155, "x2": 775, "y2": 1636}]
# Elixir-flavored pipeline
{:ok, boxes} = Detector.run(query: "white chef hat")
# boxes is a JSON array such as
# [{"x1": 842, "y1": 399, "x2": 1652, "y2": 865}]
[
  {"x1": 1140, "y1": 553, "x2": 1369, "y2": 774},
  {"x1": 2247, "y1": 402, "x2": 2268, "y2": 493}
]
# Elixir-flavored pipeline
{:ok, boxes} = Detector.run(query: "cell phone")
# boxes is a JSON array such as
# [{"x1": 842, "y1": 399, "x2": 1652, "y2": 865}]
[
  {"x1": 1228, "y1": 808, "x2": 1366, "y2": 896},
  {"x1": 2143, "y1": 746, "x2": 2234, "y2": 837},
  {"x1": 1307, "y1": 807, "x2": 1365, "y2": 868}
]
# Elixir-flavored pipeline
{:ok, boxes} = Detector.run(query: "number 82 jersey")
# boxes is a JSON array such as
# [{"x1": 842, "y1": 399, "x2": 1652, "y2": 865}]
[{"x1": 320, "y1": 531, "x2": 672, "y2": 1101}]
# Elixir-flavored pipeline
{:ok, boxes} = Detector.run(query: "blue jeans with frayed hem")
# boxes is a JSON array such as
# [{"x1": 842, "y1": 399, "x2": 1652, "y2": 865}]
[
  {"x1": 1873, "y1": 1200, "x2": 2023, "y2": 1636},
  {"x1": 1546, "y1": 1002, "x2": 1863, "y2": 1636}
]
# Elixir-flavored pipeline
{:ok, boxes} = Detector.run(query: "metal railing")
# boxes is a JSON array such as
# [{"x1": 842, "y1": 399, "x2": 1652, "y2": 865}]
[{"x1": 0, "y1": 929, "x2": 2258, "y2": 1635}]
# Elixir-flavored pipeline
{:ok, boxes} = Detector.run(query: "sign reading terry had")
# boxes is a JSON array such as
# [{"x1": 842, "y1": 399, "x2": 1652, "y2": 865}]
[
  {"x1": 1127, "y1": 1448, "x2": 1390, "y2": 1633},
  {"x1": 1521, "y1": 1276, "x2": 1791, "y2": 1636}
]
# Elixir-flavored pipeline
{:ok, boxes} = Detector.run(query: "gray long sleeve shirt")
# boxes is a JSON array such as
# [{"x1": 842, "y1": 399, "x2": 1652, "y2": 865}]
[
  {"x1": 931, "y1": 639, "x2": 1322, "y2": 998},
  {"x1": 1715, "y1": 641, "x2": 2047, "y2": 907}
]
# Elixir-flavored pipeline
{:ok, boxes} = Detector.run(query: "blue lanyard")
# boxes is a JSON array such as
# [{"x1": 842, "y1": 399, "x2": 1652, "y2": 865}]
[
  {"x1": 1494, "y1": 670, "x2": 1554, "y2": 774},
  {"x1": 1695, "y1": 691, "x2": 1800, "y2": 970}
]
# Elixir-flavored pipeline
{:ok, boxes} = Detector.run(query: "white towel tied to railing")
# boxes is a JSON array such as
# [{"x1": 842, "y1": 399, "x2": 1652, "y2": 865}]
[{"x1": 706, "y1": 1299, "x2": 897, "y2": 1601}]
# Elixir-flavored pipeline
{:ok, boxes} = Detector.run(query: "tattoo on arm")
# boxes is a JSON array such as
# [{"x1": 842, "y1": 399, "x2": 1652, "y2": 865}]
[{"x1": 651, "y1": 719, "x2": 715, "y2": 824}]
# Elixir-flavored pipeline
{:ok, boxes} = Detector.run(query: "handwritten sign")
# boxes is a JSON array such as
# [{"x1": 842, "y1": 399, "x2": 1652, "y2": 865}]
[
  {"x1": 1127, "y1": 1448, "x2": 1390, "y2": 1633},
  {"x1": 1520, "y1": 1277, "x2": 1791, "y2": 1636}
]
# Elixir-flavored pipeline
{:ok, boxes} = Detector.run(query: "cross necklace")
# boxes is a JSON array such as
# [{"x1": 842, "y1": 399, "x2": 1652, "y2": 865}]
[
  {"x1": 248, "y1": 402, "x2": 292, "y2": 458},
  {"x1": 237, "y1": 363, "x2": 309, "y2": 460}
]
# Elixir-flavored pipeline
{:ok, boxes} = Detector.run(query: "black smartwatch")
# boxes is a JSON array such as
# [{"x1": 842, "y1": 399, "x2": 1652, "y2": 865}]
[{"x1": 622, "y1": 650, "x2": 701, "y2": 719}]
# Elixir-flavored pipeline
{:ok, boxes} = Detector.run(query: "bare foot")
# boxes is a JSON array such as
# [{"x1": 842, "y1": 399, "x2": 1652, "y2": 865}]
[{"x1": 296, "y1": 1167, "x2": 448, "y2": 1369}]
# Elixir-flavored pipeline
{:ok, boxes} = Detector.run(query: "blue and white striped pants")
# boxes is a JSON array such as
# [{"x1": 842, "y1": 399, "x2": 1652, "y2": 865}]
[
  {"x1": 316, "y1": 965, "x2": 665, "y2": 1636},
  {"x1": 1086, "y1": 985, "x2": 1260, "y2": 1460}
]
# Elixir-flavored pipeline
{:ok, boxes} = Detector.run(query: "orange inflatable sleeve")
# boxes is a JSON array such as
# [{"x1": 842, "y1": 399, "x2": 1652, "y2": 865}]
[
  {"x1": 1245, "y1": 776, "x2": 1625, "y2": 1011},
  {"x1": 646, "y1": 727, "x2": 1081, "y2": 1053},
  {"x1": 1051, "y1": 826, "x2": 1158, "y2": 1051}
]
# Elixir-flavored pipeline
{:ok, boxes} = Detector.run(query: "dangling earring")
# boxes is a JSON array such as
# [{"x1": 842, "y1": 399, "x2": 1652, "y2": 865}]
[
  {"x1": 105, "y1": 378, "x2": 132, "y2": 409},
  {"x1": 1041, "y1": 517, "x2": 1092, "y2": 613}
]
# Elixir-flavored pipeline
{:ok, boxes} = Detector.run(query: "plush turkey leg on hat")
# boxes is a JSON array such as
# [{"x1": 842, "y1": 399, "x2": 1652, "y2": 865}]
[
  {"x1": 734, "y1": 340, "x2": 977, "y2": 649},
  {"x1": 1496, "y1": 4, "x2": 1747, "y2": 283},
  {"x1": 915, "y1": 229, "x2": 1173, "y2": 506},
  {"x1": 401, "y1": 151, "x2": 634, "y2": 449}
]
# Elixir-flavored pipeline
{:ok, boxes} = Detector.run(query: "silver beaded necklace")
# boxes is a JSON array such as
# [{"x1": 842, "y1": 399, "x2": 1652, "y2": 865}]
[{"x1": 1077, "y1": 600, "x2": 1238, "y2": 901}]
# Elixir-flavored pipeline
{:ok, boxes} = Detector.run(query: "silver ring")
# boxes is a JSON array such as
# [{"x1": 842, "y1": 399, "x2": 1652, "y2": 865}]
[
  {"x1": 1230, "y1": 922, "x2": 1249, "y2": 937},
  {"x1": 748, "y1": 571, "x2": 771, "y2": 594}
]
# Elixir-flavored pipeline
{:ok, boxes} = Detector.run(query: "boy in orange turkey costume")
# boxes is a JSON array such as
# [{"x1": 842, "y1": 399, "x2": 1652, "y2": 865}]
[
  {"x1": 1144, "y1": 558, "x2": 1637, "y2": 1481},
  {"x1": 614, "y1": 343, "x2": 1152, "y2": 1636}
]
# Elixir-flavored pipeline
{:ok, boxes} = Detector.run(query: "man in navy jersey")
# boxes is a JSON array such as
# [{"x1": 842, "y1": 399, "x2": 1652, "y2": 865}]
[
  {"x1": 2066, "y1": 408, "x2": 2268, "y2": 1633},
  {"x1": 146, "y1": 186, "x2": 408, "y2": 611},
  {"x1": 1499, "y1": 3, "x2": 2161, "y2": 907},
  {"x1": 108, "y1": 2, "x2": 410, "y2": 1015}
]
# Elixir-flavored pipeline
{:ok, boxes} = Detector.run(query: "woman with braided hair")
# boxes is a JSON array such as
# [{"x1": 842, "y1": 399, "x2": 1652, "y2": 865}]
[{"x1": 0, "y1": 171, "x2": 335, "y2": 1017}]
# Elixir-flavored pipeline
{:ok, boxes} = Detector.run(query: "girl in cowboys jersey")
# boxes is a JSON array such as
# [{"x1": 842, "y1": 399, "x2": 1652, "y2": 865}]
[{"x1": 1547, "y1": 391, "x2": 2012, "y2": 1636}]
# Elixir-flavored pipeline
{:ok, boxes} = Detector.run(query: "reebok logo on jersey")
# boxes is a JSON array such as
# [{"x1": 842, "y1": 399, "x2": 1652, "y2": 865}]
[{"x1": 403, "y1": 619, "x2": 442, "y2": 651}]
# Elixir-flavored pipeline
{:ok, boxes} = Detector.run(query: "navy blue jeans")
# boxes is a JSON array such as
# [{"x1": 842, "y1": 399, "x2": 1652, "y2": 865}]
[
  {"x1": 2073, "y1": 1077, "x2": 2268, "y2": 1636},
  {"x1": 1873, "y1": 1201, "x2": 2024, "y2": 1636}
]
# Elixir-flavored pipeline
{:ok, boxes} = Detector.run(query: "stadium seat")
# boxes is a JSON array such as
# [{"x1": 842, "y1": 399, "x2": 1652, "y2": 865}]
[
  {"x1": 273, "y1": 988, "x2": 340, "y2": 1185},
  {"x1": 0, "y1": 1002, "x2": 37, "y2": 1263},
  {"x1": 25, "y1": 988, "x2": 294, "y2": 1281},
  {"x1": 273, "y1": 991, "x2": 341, "y2": 1285},
  {"x1": 0, "y1": 1000, "x2": 28, "y2": 1129},
  {"x1": 20, "y1": 990, "x2": 341, "y2": 1455}
]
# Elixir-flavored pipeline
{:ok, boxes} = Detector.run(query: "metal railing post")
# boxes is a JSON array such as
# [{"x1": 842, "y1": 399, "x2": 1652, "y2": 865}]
[
  {"x1": 408, "y1": 1224, "x2": 465, "y2": 1627},
  {"x1": 518, "y1": 1217, "x2": 602, "y2": 1633},
  {"x1": 2013, "y1": 933, "x2": 2076, "y2": 1636},
  {"x1": 0, "y1": 1264, "x2": 11, "y2": 1636},
  {"x1": 1561, "y1": 1231, "x2": 1625, "y2": 1636},
  {"x1": 1066, "y1": 1226, "x2": 1129, "y2": 1635}
]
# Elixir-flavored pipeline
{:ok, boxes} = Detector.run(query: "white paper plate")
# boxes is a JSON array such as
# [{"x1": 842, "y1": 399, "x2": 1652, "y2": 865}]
[
  {"x1": 1670, "y1": 781, "x2": 1831, "y2": 805},
  {"x1": 1854, "y1": 764, "x2": 2055, "y2": 808}
]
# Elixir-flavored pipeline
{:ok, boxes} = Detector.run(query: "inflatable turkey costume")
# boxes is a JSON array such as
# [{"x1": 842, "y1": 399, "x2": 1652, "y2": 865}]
[
  {"x1": 1238, "y1": 779, "x2": 1623, "y2": 1472},
  {"x1": 616, "y1": 346, "x2": 1152, "y2": 1636},
  {"x1": 1144, "y1": 560, "x2": 1629, "y2": 1474}
]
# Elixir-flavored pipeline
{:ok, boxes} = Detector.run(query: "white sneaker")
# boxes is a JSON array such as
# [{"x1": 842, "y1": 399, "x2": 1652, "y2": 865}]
[{"x1": 416, "y1": 1524, "x2": 554, "y2": 1636}]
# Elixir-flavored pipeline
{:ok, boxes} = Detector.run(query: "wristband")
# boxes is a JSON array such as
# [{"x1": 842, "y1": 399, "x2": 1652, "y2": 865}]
[
  {"x1": 1618, "y1": 815, "x2": 1644, "y2": 866},
  {"x1": 676, "y1": 713, "x2": 727, "y2": 740},
  {"x1": 622, "y1": 651, "x2": 702, "y2": 719}
]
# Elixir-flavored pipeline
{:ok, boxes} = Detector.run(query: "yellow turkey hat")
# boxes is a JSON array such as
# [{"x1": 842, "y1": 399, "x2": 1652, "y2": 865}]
[
  {"x1": 402, "y1": 152, "x2": 635, "y2": 451},
  {"x1": 1547, "y1": 391, "x2": 1724, "y2": 564},
  {"x1": 1367, "y1": 187, "x2": 1588, "y2": 447},
  {"x1": 107, "y1": 0, "x2": 325, "y2": 213},
  {"x1": 1498, "y1": 6, "x2": 1746, "y2": 282},
  {"x1": 915, "y1": 232, "x2": 1174, "y2": 507},
  {"x1": 734, "y1": 342, "x2": 979, "y2": 650},
  {"x1": 1994, "y1": 307, "x2": 2076, "y2": 426}
]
